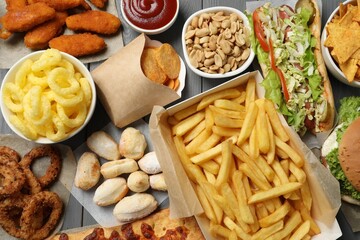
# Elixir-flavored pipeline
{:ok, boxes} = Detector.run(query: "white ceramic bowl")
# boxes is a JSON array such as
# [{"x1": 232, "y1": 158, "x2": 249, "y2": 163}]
[
  {"x1": 0, "y1": 50, "x2": 97, "y2": 144},
  {"x1": 321, "y1": 0, "x2": 360, "y2": 88},
  {"x1": 120, "y1": 0, "x2": 179, "y2": 35},
  {"x1": 182, "y1": 6, "x2": 255, "y2": 79}
]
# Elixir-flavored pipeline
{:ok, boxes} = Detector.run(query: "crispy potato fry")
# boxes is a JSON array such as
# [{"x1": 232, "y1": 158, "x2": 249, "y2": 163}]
[
  {"x1": 280, "y1": 159, "x2": 290, "y2": 177},
  {"x1": 264, "y1": 99, "x2": 289, "y2": 142},
  {"x1": 289, "y1": 162, "x2": 306, "y2": 184},
  {"x1": 289, "y1": 220, "x2": 310, "y2": 240},
  {"x1": 212, "y1": 125, "x2": 240, "y2": 137},
  {"x1": 200, "y1": 160, "x2": 219, "y2": 175},
  {"x1": 249, "y1": 124, "x2": 259, "y2": 159},
  {"x1": 248, "y1": 182, "x2": 302, "y2": 204},
  {"x1": 204, "y1": 169, "x2": 216, "y2": 185},
  {"x1": 205, "y1": 107, "x2": 214, "y2": 130},
  {"x1": 255, "y1": 99, "x2": 270, "y2": 153},
  {"x1": 276, "y1": 147, "x2": 290, "y2": 159},
  {"x1": 215, "y1": 140, "x2": 233, "y2": 189},
  {"x1": 231, "y1": 91, "x2": 246, "y2": 104},
  {"x1": 300, "y1": 180, "x2": 312, "y2": 212},
  {"x1": 214, "y1": 114, "x2": 244, "y2": 128},
  {"x1": 173, "y1": 135, "x2": 197, "y2": 183},
  {"x1": 274, "y1": 136, "x2": 304, "y2": 167},
  {"x1": 266, "y1": 115, "x2": 276, "y2": 164},
  {"x1": 210, "y1": 105, "x2": 245, "y2": 119},
  {"x1": 232, "y1": 170, "x2": 254, "y2": 224},
  {"x1": 251, "y1": 220, "x2": 284, "y2": 240},
  {"x1": 196, "y1": 133, "x2": 222, "y2": 153},
  {"x1": 239, "y1": 163, "x2": 272, "y2": 191},
  {"x1": 167, "y1": 116, "x2": 179, "y2": 126},
  {"x1": 224, "y1": 216, "x2": 251, "y2": 240},
  {"x1": 245, "y1": 78, "x2": 256, "y2": 111},
  {"x1": 173, "y1": 104, "x2": 198, "y2": 121},
  {"x1": 266, "y1": 211, "x2": 302, "y2": 240},
  {"x1": 271, "y1": 159, "x2": 289, "y2": 185},
  {"x1": 297, "y1": 203, "x2": 321, "y2": 235},
  {"x1": 214, "y1": 99, "x2": 246, "y2": 112},
  {"x1": 256, "y1": 203, "x2": 269, "y2": 219},
  {"x1": 190, "y1": 142, "x2": 222, "y2": 164},
  {"x1": 237, "y1": 101, "x2": 258, "y2": 146},
  {"x1": 172, "y1": 111, "x2": 205, "y2": 136},
  {"x1": 209, "y1": 222, "x2": 232, "y2": 239},
  {"x1": 259, "y1": 201, "x2": 291, "y2": 228},
  {"x1": 183, "y1": 120, "x2": 206, "y2": 144},
  {"x1": 185, "y1": 129, "x2": 212, "y2": 155},
  {"x1": 220, "y1": 183, "x2": 242, "y2": 221},
  {"x1": 195, "y1": 184, "x2": 217, "y2": 223},
  {"x1": 200, "y1": 181, "x2": 224, "y2": 223},
  {"x1": 197, "y1": 88, "x2": 242, "y2": 111}
]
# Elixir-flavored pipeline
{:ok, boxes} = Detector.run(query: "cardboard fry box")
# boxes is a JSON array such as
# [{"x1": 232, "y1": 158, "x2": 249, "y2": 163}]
[
  {"x1": 149, "y1": 71, "x2": 343, "y2": 239},
  {"x1": 91, "y1": 33, "x2": 182, "y2": 128}
]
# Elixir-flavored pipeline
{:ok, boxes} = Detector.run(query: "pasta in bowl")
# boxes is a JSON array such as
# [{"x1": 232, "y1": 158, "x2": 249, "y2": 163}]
[{"x1": 0, "y1": 49, "x2": 96, "y2": 144}]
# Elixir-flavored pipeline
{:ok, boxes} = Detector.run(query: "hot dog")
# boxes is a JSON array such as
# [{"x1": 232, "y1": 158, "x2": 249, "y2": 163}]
[{"x1": 250, "y1": 0, "x2": 335, "y2": 135}]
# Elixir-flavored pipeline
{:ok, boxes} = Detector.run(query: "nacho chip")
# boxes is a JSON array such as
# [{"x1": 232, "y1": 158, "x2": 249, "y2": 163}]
[
  {"x1": 141, "y1": 47, "x2": 167, "y2": 84},
  {"x1": 339, "y1": 3, "x2": 347, "y2": 18},
  {"x1": 339, "y1": 58, "x2": 358, "y2": 82},
  {"x1": 155, "y1": 43, "x2": 181, "y2": 80},
  {"x1": 339, "y1": 4, "x2": 358, "y2": 26}
]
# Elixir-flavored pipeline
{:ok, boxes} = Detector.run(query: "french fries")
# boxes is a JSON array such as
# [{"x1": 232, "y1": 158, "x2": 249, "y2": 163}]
[{"x1": 170, "y1": 78, "x2": 319, "y2": 239}]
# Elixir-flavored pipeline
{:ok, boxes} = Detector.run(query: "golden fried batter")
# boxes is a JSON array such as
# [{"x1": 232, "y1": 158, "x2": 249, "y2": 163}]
[
  {"x1": 90, "y1": 0, "x2": 108, "y2": 8},
  {"x1": 66, "y1": 10, "x2": 121, "y2": 35},
  {"x1": 27, "y1": 0, "x2": 86, "y2": 11},
  {"x1": 49, "y1": 33, "x2": 106, "y2": 57},
  {"x1": 24, "y1": 11, "x2": 68, "y2": 49},
  {"x1": 2, "y1": 2, "x2": 56, "y2": 32}
]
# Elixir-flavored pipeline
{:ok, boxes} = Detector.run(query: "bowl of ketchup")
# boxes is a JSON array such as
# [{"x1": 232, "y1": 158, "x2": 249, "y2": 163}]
[{"x1": 120, "y1": 0, "x2": 179, "y2": 35}]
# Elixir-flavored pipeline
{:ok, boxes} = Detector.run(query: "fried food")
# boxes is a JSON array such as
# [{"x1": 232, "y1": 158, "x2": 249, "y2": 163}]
[
  {"x1": 90, "y1": 0, "x2": 108, "y2": 8},
  {"x1": 155, "y1": 43, "x2": 181, "y2": 80},
  {"x1": 24, "y1": 11, "x2": 68, "y2": 49},
  {"x1": 28, "y1": 0, "x2": 87, "y2": 11},
  {"x1": 20, "y1": 145, "x2": 61, "y2": 189},
  {"x1": 0, "y1": 194, "x2": 32, "y2": 239},
  {"x1": 74, "y1": 152, "x2": 101, "y2": 190},
  {"x1": 49, "y1": 33, "x2": 106, "y2": 57},
  {"x1": 66, "y1": 10, "x2": 121, "y2": 35},
  {"x1": 5, "y1": 0, "x2": 27, "y2": 11},
  {"x1": 2, "y1": 2, "x2": 56, "y2": 32},
  {"x1": 119, "y1": 127, "x2": 147, "y2": 160},
  {"x1": 86, "y1": 131, "x2": 121, "y2": 161},
  {"x1": 141, "y1": 47, "x2": 168, "y2": 84},
  {"x1": 20, "y1": 191, "x2": 63, "y2": 240},
  {"x1": 0, "y1": 145, "x2": 20, "y2": 162}
]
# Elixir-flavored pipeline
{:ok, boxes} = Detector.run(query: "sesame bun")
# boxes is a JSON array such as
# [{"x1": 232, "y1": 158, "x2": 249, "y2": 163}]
[{"x1": 339, "y1": 117, "x2": 360, "y2": 192}]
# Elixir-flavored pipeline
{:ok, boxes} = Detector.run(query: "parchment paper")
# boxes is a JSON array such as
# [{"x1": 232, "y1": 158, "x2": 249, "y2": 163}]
[
  {"x1": 0, "y1": 0, "x2": 124, "y2": 69},
  {"x1": 91, "y1": 33, "x2": 184, "y2": 128},
  {"x1": 71, "y1": 119, "x2": 168, "y2": 228},
  {"x1": 149, "y1": 71, "x2": 342, "y2": 240},
  {"x1": 0, "y1": 134, "x2": 77, "y2": 239}
]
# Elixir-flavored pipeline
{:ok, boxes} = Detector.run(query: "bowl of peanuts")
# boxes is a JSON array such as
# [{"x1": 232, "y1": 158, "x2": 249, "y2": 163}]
[
  {"x1": 0, "y1": 49, "x2": 96, "y2": 144},
  {"x1": 182, "y1": 6, "x2": 255, "y2": 79}
]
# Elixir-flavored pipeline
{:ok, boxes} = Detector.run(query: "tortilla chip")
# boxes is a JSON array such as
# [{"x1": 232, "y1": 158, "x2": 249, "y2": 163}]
[
  {"x1": 165, "y1": 78, "x2": 174, "y2": 89},
  {"x1": 355, "y1": 65, "x2": 360, "y2": 79},
  {"x1": 155, "y1": 43, "x2": 181, "y2": 80},
  {"x1": 339, "y1": 58, "x2": 358, "y2": 82},
  {"x1": 339, "y1": 3, "x2": 347, "y2": 18},
  {"x1": 339, "y1": 5, "x2": 358, "y2": 26},
  {"x1": 141, "y1": 47, "x2": 168, "y2": 84}
]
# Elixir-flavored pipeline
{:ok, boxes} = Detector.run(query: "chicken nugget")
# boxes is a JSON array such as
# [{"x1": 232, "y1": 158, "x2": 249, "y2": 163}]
[
  {"x1": 141, "y1": 47, "x2": 168, "y2": 84},
  {"x1": 90, "y1": 0, "x2": 107, "y2": 8},
  {"x1": 27, "y1": 0, "x2": 86, "y2": 11},
  {"x1": 2, "y1": 2, "x2": 56, "y2": 32},
  {"x1": 49, "y1": 33, "x2": 106, "y2": 57},
  {"x1": 155, "y1": 43, "x2": 181, "y2": 80},
  {"x1": 6, "y1": 0, "x2": 27, "y2": 11},
  {"x1": 66, "y1": 10, "x2": 121, "y2": 35},
  {"x1": 24, "y1": 12, "x2": 68, "y2": 49}
]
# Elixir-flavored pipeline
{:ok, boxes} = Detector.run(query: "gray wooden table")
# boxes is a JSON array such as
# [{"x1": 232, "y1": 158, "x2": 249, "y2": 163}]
[{"x1": 1, "y1": 0, "x2": 359, "y2": 239}]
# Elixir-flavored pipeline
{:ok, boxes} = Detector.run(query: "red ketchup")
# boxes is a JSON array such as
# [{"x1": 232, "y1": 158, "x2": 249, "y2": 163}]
[{"x1": 122, "y1": 0, "x2": 177, "y2": 30}]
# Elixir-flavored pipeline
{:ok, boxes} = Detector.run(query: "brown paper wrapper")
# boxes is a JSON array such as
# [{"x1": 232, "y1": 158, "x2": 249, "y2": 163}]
[
  {"x1": 149, "y1": 71, "x2": 342, "y2": 239},
  {"x1": 91, "y1": 33, "x2": 181, "y2": 128}
]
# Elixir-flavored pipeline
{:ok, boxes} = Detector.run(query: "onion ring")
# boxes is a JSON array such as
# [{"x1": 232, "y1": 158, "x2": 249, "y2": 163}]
[
  {"x1": 2, "y1": 82, "x2": 25, "y2": 113},
  {"x1": 31, "y1": 48, "x2": 62, "y2": 73},
  {"x1": 21, "y1": 167, "x2": 42, "y2": 195},
  {"x1": 46, "y1": 111, "x2": 68, "y2": 142},
  {"x1": 15, "y1": 59, "x2": 33, "y2": 88},
  {"x1": 57, "y1": 101, "x2": 87, "y2": 128},
  {"x1": 20, "y1": 191, "x2": 63, "y2": 240},
  {"x1": 20, "y1": 146, "x2": 61, "y2": 189},
  {"x1": 9, "y1": 114, "x2": 38, "y2": 140},
  {"x1": 47, "y1": 67, "x2": 80, "y2": 96},
  {"x1": 0, "y1": 146, "x2": 20, "y2": 162},
  {"x1": 0, "y1": 156, "x2": 26, "y2": 197},
  {"x1": 0, "y1": 194, "x2": 33, "y2": 239}
]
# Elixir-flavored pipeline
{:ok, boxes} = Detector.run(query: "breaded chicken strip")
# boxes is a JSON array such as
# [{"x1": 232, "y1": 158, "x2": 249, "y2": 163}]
[
  {"x1": 2, "y1": 2, "x2": 56, "y2": 32},
  {"x1": 90, "y1": 0, "x2": 107, "y2": 9},
  {"x1": 28, "y1": 0, "x2": 90, "y2": 11},
  {"x1": 5, "y1": 0, "x2": 27, "y2": 11},
  {"x1": 24, "y1": 11, "x2": 68, "y2": 49},
  {"x1": 66, "y1": 10, "x2": 121, "y2": 35},
  {"x1": 49, "y1": 33, "x2": 106, "y2": 57}
]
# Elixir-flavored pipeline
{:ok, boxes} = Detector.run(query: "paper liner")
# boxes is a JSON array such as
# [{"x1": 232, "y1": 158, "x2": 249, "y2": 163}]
[
  {"x1": 0, "y1": 134, "x2": 76, "y2": 239},
  {"x1": 0, "y1": 0, "x2": 123, "y2": 69},
  {"x1": 91, "y1": 33, "x2": 183, "y2": 128},
  {"x1": 149, "y1": 71, "x2": 342, "y2": 239},
  {"x1": 70, "y1": 119, "x2": 168, "y2": 228}
]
